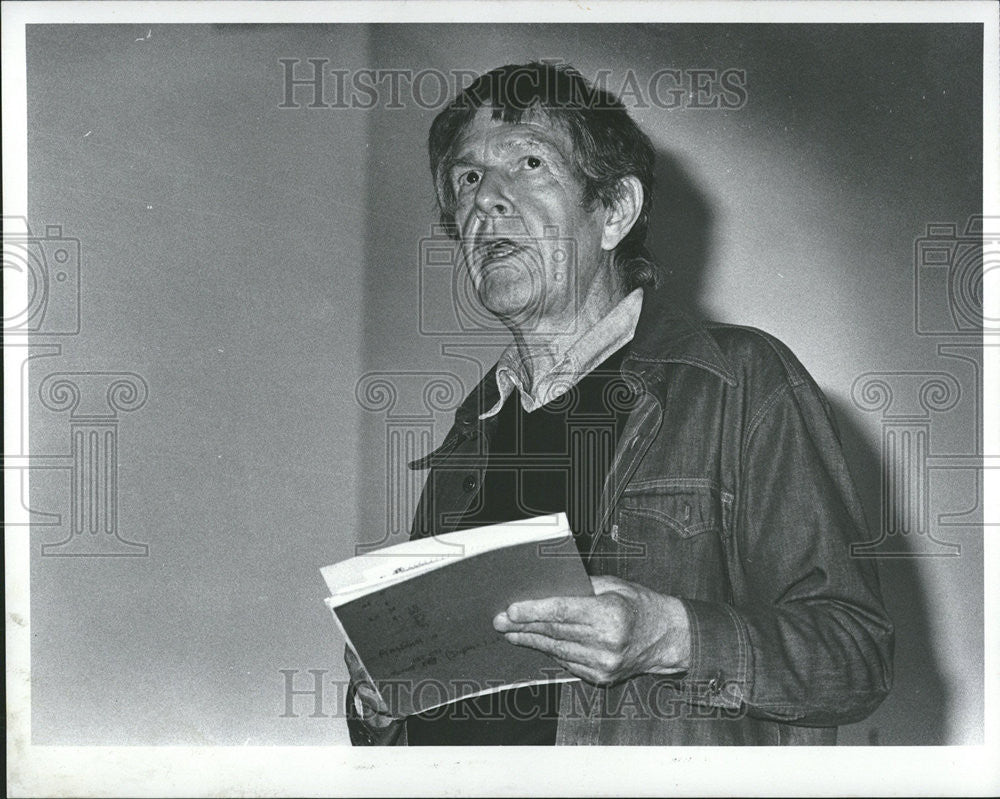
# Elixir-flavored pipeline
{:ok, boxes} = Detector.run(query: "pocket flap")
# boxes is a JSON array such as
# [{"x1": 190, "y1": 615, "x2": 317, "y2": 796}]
[{"x1": 620, "y1": 480, "x2": 720, "y2": 538}]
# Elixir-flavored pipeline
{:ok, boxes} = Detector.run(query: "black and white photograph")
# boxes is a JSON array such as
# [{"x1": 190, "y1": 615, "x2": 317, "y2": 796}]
[{"x1": 4, "y1": 1, "x2": 998, "y2": 795}]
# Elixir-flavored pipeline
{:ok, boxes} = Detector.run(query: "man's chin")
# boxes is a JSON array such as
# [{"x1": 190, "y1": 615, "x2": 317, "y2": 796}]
[{"x1": 477, "y1": 286, "x2": 542, "y2": 326}]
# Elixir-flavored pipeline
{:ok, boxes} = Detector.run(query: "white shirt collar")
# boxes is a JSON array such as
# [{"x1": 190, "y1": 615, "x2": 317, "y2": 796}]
[{"x1": 480, "y1": 288, "x2": 644, "y2": 419}]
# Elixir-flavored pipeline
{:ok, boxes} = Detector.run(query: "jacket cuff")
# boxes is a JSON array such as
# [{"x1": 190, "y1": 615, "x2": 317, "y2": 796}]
[{"x1": 675, "y1": 598, "x2": 752, "y2": 711}]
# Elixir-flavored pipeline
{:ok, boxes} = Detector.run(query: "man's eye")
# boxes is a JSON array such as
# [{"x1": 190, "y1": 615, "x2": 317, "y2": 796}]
[
  {"x1": 458, "y1": 170, "x2": 481, "y2": 187},
  {"x1": 524, "y1": 156, "x2": 542, "y2": 169}
]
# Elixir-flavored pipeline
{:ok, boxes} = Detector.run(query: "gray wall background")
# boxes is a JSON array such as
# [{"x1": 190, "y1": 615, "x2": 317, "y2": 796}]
[
  {"x1": 27, "y1": 23, "x2": 983, "y2": 746},
  {"x1": 28, "y1": 24, "x2": 369, "y2": 745}
]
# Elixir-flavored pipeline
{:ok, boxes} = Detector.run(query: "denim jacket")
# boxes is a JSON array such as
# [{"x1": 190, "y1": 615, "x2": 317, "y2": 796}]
[{"x1": 400, "y1": 291, "x2": 894, "y2": 746}]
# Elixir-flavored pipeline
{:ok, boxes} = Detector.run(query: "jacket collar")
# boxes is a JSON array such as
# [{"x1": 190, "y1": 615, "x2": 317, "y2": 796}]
[
  {"x1": 452, "y1": 281, "x2": 738, "y2": 427},
  {"x1": 624, "y1": 281, "x2": 738, "y2": 387}
]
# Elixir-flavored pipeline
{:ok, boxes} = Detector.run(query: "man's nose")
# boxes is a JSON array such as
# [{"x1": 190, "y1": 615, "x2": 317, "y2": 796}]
[{"x1": 473, "y1": 170, "x2": 512, "y2": 217}]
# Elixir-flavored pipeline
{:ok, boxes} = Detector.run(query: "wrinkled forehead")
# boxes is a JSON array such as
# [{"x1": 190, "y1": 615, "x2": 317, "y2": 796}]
[{"x1": 449, "y1": 105, "x2": 576, "y2": 164}]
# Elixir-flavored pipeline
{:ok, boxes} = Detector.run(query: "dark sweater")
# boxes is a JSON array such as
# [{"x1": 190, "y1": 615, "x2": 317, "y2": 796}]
[{"x1": 406, "y1": 345, "x2": 632, "y2": 746}]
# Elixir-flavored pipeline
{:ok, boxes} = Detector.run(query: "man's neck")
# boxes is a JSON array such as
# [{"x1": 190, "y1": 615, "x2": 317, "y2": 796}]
[{"x1": 506, "y1": 271, "x2": 625, "y2": 393}]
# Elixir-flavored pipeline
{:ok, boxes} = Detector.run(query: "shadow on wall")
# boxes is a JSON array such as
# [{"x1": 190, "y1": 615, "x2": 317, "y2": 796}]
[
  {"x1": 828, "y1": 395, "x2": 951, "y2": 746},
  {"x1": 645, "y1": 143, "x2": 951, "y2": 745},
  {"x1": 645, "y1": 147, "x2": 714, "y2": 320}
]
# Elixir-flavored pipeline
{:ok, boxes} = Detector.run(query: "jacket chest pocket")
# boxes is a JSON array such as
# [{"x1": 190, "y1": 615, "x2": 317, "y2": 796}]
[{"x1": 614, "y1": 481, "x2": 730, "y2": 601}]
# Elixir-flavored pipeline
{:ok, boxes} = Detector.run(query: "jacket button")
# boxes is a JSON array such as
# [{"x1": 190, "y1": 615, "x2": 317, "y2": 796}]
[{"x1": 462, "y1": 474, "x2": 478, "y2": 493}]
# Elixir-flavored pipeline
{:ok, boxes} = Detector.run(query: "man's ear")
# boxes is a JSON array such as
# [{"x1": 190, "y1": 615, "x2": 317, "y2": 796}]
[{"x1": 601, "y1": 175, "x2": 644, "y2": 252}]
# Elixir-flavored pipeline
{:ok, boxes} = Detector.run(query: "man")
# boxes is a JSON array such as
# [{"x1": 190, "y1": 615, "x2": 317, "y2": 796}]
[{"x1": 346, "y1": 62, "x2": 893, "y2": 746}]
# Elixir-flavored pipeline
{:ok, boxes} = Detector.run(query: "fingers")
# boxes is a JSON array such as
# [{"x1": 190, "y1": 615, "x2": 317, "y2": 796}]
[
  {"x1": 345, "y1": 645, "x2": 396, "y2": 724},
  {"x1": 354, "y1": 688, "x2": 397, "y2": 728},
  {"x1": 348, "y1": 668, "x2": 396, "y2": 727},
  {"x1": 356, "y1": 701, "x2": 397, "y2": 729},
  {"x1": 501, "y1": 595, "x2": 595, "y2": 625},
  {"x1": 496, "y1": 592, "x2": 634, "y2": 641},
  {"x1": 344, "y1": 644, "x2": 366, "y2": 680},
  {"x1": 501, "y1": 630, "x2": 596, "y2": 665},
  {"x1": 505, "y1": 631, "x2": 622, "y2": 686},
  {"x1": 493, "y1": 616, "x2": 594, "y2": 643},
  {"x1": 355, "y1": 682, "x2": 387, "y2": 711}
]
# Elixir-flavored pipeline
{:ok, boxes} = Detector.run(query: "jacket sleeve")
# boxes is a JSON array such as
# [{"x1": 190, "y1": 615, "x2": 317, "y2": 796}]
[{"x1": 676, "y1": 377, "x2": 894, "y2": 726}]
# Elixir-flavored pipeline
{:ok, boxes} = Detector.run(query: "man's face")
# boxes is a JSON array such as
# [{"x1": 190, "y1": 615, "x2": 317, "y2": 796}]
[{"x1": 445, "y1": 107, "x2": 609, "y2": 329}]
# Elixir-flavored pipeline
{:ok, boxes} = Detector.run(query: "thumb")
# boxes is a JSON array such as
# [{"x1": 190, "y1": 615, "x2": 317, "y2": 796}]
[
  {"x1": 344, "y1": 644, "x2": 369, "y2": 682},
  {"x1": 590, "y1": 575, "x2": 630, "y2": 595}
]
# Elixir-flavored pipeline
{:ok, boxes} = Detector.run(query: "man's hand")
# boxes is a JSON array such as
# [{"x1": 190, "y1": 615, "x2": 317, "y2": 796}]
[
  {"x1": 492, "y1": 575, "x2": 692, "y2": 686},
  {"x1": 344, "y1": 645, "x2": 400, "y2": 731}
]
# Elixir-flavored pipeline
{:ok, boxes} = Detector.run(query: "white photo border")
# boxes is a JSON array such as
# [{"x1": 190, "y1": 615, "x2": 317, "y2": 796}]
[{"x1": 4, "y1": 1, "x2": 998, "y2": 796}]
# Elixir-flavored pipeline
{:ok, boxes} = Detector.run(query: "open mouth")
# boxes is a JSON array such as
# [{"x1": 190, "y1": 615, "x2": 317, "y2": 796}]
[{"x1": 475, "y1": 237, "x2": 524, "y2": 266}]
